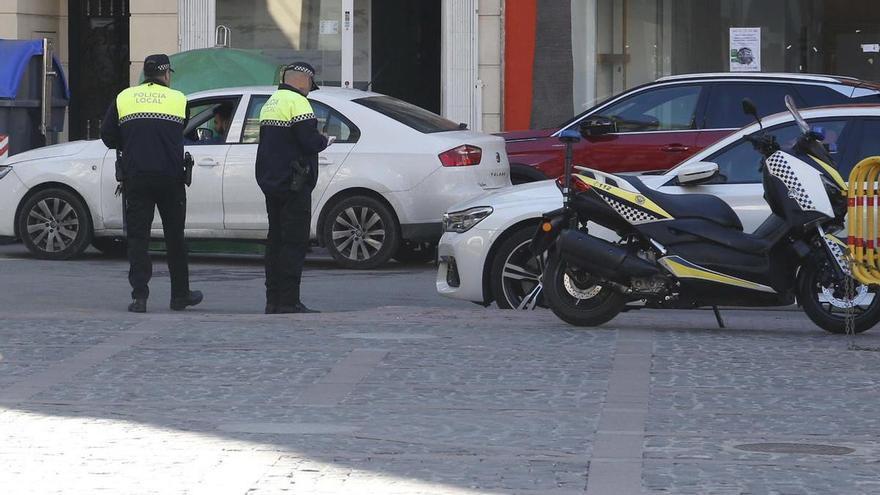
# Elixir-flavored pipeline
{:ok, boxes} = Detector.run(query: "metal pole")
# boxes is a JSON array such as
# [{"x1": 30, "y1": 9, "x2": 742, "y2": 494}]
[{"x1": 40, "y1": 38, "x2": 58, "y2": 144}]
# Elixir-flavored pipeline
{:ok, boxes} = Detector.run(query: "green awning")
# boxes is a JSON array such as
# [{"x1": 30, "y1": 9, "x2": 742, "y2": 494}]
[{"x1": 141, "y1": 48, "x2": 280, "y2": 95}]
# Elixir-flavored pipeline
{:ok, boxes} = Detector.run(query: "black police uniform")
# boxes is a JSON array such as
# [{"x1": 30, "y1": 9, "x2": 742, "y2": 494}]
[
  {"x1": 100, "y1": 54, "x2": 201, "y2": 312},
  {"x1": 255, "y1": 63, "x2": 328, "y2": 313}
]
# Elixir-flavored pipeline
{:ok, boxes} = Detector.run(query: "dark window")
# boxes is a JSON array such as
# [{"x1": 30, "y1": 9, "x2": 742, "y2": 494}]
[
  {"x1": 795, "y1": 84, "x2": 853, "y2": 107},
  {"x1": 703, "y1": 83, "x2": 794, "y2": 129},
  {"x1": 598, "y1": 85, "x2": 703, "y2": 132},
  {"x1": 701, "y1": 118, "x2": 850, "y2": 184},
  {"x1": 852, "y1": 119, "x2": 880, "y2": 177},
  {"x1": 354, "y1": 95, "x2": 461, "y2": 133},
  {"x1": 240, "y1": 95, "x2": 360, "y2": 144}
]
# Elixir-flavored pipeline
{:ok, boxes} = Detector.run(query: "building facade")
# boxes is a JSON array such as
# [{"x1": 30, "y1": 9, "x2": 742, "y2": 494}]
[{"x1": 2, "y1": 0, "x2": 878, "y2": 141}]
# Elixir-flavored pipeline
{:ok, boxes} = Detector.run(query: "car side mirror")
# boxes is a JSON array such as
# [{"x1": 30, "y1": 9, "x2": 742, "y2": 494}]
[
  {"x1": 196, "y1": 128, "x2": 214, "y2": 141},
  {"x1": 676, "y1": 161, "x2": 719, "y2": 186},
  {"x1": 558, "y1": 129, "x2": 581, "y2": 143},
  {"x1": 579, "y1": 117, "x2": 617, "y2": 137}
]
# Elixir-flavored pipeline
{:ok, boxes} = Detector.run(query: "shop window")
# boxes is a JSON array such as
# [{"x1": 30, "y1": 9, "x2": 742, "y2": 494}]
[
  {"x1": 704, "y1": 83, "x2": 795, "y2": 129},
  {"x1": 600, "y1": 85, "x2": 702, "y2": 133},
  {"x1": 240, "y1": 95, "x2": 359, "y2": 144},
  {"x1": 703, "y1": 119, "x2": 849, "y2": 184}
]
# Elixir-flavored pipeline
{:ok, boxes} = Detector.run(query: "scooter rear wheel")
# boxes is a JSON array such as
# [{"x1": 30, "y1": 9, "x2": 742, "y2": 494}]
[
  {"x1": 542, "y1": 253, "x2": 625, "y2": 327},
  {"x1": 798, "y1": 261, "x2": 880, "y2": 334}
]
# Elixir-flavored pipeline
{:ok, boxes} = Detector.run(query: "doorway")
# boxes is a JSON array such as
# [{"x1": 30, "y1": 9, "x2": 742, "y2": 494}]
[
  {"x1": 370, "y1": 0, "x2": 441, "y2": 113},
  {"x1": 68, "y1": 0, "x2": 130, "y2": 141}
]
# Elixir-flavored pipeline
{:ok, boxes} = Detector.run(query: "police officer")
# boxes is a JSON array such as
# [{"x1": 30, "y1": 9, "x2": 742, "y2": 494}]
[
  {"x1": 101, "y1": 54, "x2": 203, "y2": 313},
  {"x1": 256, "y1": 62, "x2": 329, "y2": 314}
]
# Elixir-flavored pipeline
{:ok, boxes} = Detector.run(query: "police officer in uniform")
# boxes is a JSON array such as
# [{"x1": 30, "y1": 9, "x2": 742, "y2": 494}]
[
  {"x1": 101, "y1": 54, "x2": 203, "y2": 313},
  {"x1": 256, "y1": 62, "x2": 329, "y2": 314}
]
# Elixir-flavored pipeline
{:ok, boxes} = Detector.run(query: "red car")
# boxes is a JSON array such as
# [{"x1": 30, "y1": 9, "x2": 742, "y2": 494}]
[{"x1": 502, "y1": 73, "x2": 880, "y2": 184}]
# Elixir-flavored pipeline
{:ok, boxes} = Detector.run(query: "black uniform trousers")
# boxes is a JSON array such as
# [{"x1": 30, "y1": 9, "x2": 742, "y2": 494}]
[
  {"x1": 264, "y1": 187, "x2": 312, "y2": 307},
  {"x1": 125, "y1": 176, "x2": 190, "y2": 300}
]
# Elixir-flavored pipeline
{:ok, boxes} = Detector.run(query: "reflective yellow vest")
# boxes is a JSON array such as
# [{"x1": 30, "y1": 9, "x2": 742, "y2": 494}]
[
  {"x1": 116, "y1": 82, "x2": 186, "y2": 124},
  {"x1": 259, "y1": 88, "x2": 316, "y2": 127}
]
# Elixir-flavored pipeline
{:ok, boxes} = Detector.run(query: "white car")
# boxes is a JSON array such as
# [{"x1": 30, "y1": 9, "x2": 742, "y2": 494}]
[
  {"x1": 437, "y1": 105, "x2": 880, "y2": 308},
  {"x1": 0, "y1": 87, "x2": 511, "y2": 268}
]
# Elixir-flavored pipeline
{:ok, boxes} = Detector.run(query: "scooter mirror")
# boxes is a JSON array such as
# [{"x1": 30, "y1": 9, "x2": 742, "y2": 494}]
[{"x1": 741, "y1": 98, "x2": 758, "y2": 118}]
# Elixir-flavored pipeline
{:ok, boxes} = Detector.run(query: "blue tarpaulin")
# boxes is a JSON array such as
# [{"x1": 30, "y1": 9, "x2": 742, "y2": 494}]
[{"x1": 0, "y1": 39, "x2": 70, "y2": 99}]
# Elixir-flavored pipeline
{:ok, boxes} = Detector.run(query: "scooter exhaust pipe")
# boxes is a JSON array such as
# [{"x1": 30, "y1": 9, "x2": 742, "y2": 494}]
[{"x1": 557, "y1": 229, "x2": 659, "y2": 282}]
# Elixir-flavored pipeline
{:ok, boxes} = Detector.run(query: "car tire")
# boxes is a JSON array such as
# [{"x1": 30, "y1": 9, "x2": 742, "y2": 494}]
[
  {"x1": 490, "y1": 225, "x2": 545, "y2": 309},
  {"x1": 322, "y1": 195, "x2": 400, "y2": 270},
  {"x1": 92, "y1": 237, "x2": 128, "y2": 257},
  {"x1": 18, "y1": 188, "x2": 93, "y2": 260},
  {"x1": 393, "y1": 241, "x2": 436, "y2": 264}
]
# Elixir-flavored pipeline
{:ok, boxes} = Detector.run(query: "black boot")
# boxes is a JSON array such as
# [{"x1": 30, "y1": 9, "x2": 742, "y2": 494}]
[
  {"x1": 128, "y1": 298, "x2": 147, "y2": 313},
  {"x1": 276, "y1": 302, "x2": 320, "y2": 314},
  {"x1": 265, "y1": 304, "x2": 278, "y2": 314},
  {"x1": 170, "y1": 290, "x2": 204, "y2": 311}
]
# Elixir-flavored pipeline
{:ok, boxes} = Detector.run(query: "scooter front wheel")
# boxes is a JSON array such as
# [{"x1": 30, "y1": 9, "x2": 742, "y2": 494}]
[
  {"x1": 542, "y1": 253, "x2": 625, "y2": 327},
  {"x1": 798, "y1": 260, "x2": 880, "y2": 334}
]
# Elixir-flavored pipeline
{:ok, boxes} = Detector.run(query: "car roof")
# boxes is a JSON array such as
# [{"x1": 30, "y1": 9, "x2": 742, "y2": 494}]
[
  {"x1": 655, "y1": 72, "x2": 873, "y2": 87},
  {"x1": 186, "y1": 85, "x2": 383, "y2": 101}
]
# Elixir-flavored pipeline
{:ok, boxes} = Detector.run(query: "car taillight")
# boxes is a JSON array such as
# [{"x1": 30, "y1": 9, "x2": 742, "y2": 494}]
[
  {"x1": 555, "y1": 175, "x2": 592, "y2": 192},
  {"x1": 439, "y1": 145, "x2": 482, "y2": 167}
]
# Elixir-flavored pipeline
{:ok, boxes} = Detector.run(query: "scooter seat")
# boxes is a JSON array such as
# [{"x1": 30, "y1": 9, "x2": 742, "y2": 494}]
[{"x1": 626, "y1": 176, "x2": 743, "y2": 231}]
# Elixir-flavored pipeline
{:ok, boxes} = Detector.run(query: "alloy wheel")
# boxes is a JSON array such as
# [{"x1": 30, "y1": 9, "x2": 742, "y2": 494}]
[
  {"x1": 26, "y1": 197, "x2": 80, "y2": 253},
  {"x1": 331, "y1": 206, "x2": 386, "y2": 261},
  {"x1": 500, "y1": 239, "x2": 546, "y2": 310}
]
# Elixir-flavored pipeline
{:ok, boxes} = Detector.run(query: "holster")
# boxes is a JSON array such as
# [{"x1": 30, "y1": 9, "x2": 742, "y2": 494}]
[
  {"x1": 183, "y1": 151, "x2": 194, "y2": 187},
  {"x1": 289, "y1": 159, "x2": 310, "y2": 193},
  {"x1": 114, "y1": 150, "x2": 125, "y2": 183}
]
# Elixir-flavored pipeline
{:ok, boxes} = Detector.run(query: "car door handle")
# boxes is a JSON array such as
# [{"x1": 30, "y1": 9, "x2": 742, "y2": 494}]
[
  {"x1": 662, "y1": 144, "x2": 690, "y2": 152},
  {"x1": 197, "y1": 158, "x2": 219, "y2": 167},
  {"x1": 318, "y1": 156, "x2": 333, "y2": 166}
]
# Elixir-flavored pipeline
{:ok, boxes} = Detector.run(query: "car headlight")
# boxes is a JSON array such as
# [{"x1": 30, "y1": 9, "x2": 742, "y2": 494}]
[
  {"x1": 442, "y1": 206, "x2": 493, "y2": 233},
  {"x1": 0, "y1": 166, "x2": 12, "y2": 180}
]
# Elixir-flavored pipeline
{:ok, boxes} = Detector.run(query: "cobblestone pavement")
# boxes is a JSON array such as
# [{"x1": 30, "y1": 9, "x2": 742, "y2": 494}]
[
  {"x1": 1, "y1": 307, "x2": 879, "y2": 495},
  {"x1": 2, "y1": 246, "x2": 880, "y2": 494}
]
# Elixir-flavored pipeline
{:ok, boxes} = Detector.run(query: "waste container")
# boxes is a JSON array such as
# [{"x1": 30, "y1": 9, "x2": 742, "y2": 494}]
[{"x1": 0, "y1": 39, "x2": 69, "y2": 158}]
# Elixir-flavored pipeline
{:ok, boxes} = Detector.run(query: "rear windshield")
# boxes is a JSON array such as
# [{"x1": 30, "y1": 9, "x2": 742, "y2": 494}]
[{"x1": 354, "y1": 95, "x2": 461, "y2": 133}]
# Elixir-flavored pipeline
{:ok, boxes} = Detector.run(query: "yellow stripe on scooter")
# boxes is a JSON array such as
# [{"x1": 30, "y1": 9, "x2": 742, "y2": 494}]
[
  {"x1": 808, "y1": 154, "x2": 847, "y2": 191},
  {"x1": 573, "y1": 173, "x2": 672, "y2": 219},
  {"x1": 659, "y1": 255, "x2": 777, "y2": 293}
]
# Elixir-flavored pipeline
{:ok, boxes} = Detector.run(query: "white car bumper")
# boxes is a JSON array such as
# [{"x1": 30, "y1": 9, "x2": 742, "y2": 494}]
[
  {"x1": 0, "y1": 170, "x2": 27, "y2": 238},
  {"x1": 436, "y1": 228, "x2": 499, "y2": 303}
]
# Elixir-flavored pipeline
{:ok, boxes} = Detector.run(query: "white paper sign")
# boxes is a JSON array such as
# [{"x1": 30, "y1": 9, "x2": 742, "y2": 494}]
[
  {"x1": 730, "y1": 27, "x2": 761, "y2": 72},
  {"x1": 862, "y1": 44, "x2": 880, "y2": 53},
  {"x1": 319, "y1": 20, "x2": 339, "y2": 35}
]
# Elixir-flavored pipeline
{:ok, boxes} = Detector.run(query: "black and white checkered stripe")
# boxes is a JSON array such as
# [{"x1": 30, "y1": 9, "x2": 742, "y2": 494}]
[
  {"x1": 119, "y1": 112, "x2": 184, "y2": 124},
  {"x1": 766, "y1": 152, "x2": 815, "y2": 211},
  {"x1": 290, "y1": 65, "x2": 314, "y2": 76},
  {"x1": 156, "y1": 63, "x2": 171, "y2": 71},
  {"x1": 823, "y1": 236, "x2": 852, "y2": 277},
  {"x1": 600, "y1": 194, "x2": 662, "y2": 225},
  {"x1": 260, "y1": 113, "x2": 316, "y2": 127}
]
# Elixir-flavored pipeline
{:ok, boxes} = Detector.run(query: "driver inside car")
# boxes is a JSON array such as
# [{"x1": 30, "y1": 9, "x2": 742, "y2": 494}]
[{"x1": 205, "y1": 103, "x2": 233, "y2": 144}]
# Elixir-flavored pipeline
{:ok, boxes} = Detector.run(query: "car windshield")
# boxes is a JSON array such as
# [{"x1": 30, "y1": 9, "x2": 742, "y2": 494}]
[{"x1": 354, "y1": 96, "x2": 462, "y2": 133}]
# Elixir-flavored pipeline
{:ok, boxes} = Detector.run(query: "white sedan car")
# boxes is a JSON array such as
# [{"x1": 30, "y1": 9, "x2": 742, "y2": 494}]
[
  {"x1": 437, "y1": 105, "x2": 880, "y2": 308},
  {"x1": 0, "y1": 87, "x2": 510, "y2": 268}
]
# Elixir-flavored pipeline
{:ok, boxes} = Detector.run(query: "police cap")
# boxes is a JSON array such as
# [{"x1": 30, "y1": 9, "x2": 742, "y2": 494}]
[
  {"x1": 144, "y1": 54, "x2": 175, "y2": 76},
  {"x1": 282, "y1": 62, "x2": 320, "y2": 91}
]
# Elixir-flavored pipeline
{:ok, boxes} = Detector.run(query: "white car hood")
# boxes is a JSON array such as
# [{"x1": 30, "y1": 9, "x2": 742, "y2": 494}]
[
  {"x1": 447, "y1": 174, "x2": 670, "y2": 212},
  {"x1": 2, "y1": 140, "x2": 98, "y2": 166}
]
